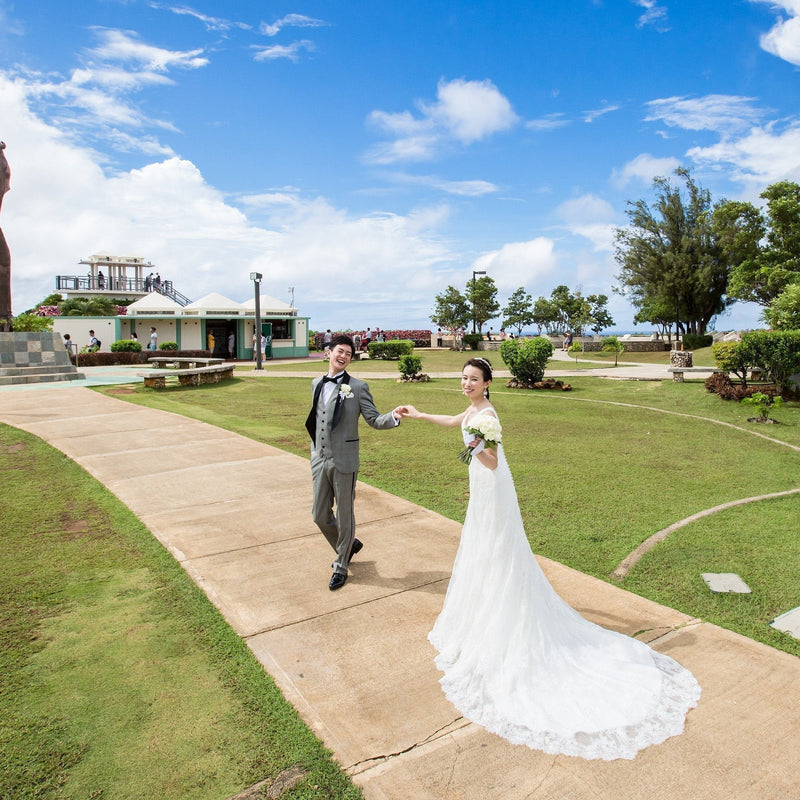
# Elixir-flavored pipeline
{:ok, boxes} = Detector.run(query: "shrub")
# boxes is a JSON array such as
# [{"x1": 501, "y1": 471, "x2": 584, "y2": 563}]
[
  {"x1": 110, "y1": 339, "x2": 143, "y2": 352},
  {"x1": 368, "y1": 339, "x2": 414, "y2": 359},
  {"x1": 463, "y1": 333, "x2": 482, "y2": 350},
  {"x1": 500, "y1": 336, "x2": 553, "y2": 385},
  {"x1": 159, "y1": 341, "x2": 179, "y2": 351},
  {"x1": 600, "y1": 335, "x2": 625, "y2": 366},
  {"x1": 738, "y1": 330, "x2": 800, "y2": 395},
  {"x1": 741, "y1": 392, "x2": 783, "y2": 423},
  {"x1": 712, "y1": 341, "x2": 752, "y2": 385},
  {"x1": 682, "y1": 333, "x2": 713, "y2": 350},
  {"x1": 704, "y1": 372, "x2": 778, "y2": 401},
  {"x1": 10, "y1": 313, "x2": 54, "y2": 332},
  {"x1": 398, "y1": 354, "x2": 423, "y2": 379}
]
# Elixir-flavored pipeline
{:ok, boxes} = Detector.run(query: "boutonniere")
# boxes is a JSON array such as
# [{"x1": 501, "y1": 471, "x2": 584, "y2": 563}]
[{"x1": 338, "y1": 384, "x2": 353, "y2": 399}]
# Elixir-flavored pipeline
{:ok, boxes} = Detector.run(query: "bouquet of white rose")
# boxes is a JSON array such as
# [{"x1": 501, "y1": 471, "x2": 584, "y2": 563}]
[{"x1": 458, "y1": 412, "x2": 502, "y2": 464}]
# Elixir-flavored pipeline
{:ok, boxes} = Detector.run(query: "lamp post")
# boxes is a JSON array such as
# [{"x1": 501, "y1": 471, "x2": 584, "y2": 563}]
[
  {"x1": 471, "y1": 270, "x2": 486, "y2": 333},
  {"x1": 250, "y1": 272, "x2": 263, "y2": 370}
]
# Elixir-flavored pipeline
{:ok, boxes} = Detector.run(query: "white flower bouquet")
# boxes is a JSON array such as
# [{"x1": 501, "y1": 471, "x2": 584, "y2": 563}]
[
  {"x1": 458, "y1": 413, "x2": 502, "y2": 464},
  {"x1": 338, "y1": 384, "x2": 353, "y2": 400}
]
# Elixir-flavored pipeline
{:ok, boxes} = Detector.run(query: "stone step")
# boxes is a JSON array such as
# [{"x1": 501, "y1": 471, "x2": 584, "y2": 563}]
[
  {"x1": 0, "y1": 364, "x2": 82, "y2": 377},
  {"x1": 0, "y1": 371, "x2": 85, "y2": 386}
]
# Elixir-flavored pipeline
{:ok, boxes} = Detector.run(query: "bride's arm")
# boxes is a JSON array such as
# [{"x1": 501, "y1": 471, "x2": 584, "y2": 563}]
[
  {"x1": 474, "y1": 445, "x2": 498, "y2": 470},
  {"x1": 398, "y1": 405, "x2": 466, "y2": 428}
]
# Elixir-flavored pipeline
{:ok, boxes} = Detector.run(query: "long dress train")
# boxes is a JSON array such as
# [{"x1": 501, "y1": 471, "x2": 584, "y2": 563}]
[{"x1": 428, "y1": 409, "x2": 701, "y2": 760}]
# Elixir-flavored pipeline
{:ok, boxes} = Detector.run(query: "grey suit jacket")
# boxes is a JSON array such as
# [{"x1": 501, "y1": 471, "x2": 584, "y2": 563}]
[{"x1": 306, "y1": 371, "x2": 397, "y2": 473}]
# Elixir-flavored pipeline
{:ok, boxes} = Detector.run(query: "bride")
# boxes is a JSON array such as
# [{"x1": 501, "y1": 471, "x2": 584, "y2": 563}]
[{"x1": 399, "y1": 357, "x2": 701, "y2": 760}]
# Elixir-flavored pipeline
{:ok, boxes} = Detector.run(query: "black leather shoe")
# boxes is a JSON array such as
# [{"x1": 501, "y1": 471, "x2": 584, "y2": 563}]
[
  {"x1": 348, "y1": 538, "x2": 363, "y2": 564},
  {"x1": 329, "y1": 572, "x2": 347, "y2": 591}
]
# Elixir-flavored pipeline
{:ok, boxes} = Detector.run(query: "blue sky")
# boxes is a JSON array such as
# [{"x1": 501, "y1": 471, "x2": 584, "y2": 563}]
[{"x1": 1, "y1": 0, "x2": 799, "y2": 332}]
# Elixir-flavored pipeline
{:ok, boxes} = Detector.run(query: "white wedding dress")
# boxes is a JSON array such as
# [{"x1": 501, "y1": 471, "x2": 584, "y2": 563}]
[{"x1": 428, "y1": 408, "x2": 701, "y2": 760}]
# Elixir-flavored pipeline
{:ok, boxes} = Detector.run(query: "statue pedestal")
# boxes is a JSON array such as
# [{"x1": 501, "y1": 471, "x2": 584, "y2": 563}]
[{"x1": 0, "y1": 331, "x2": 85, "y2": 385}]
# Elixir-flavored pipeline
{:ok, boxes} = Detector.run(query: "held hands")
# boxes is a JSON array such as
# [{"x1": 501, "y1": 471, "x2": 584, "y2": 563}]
[{"x1": 395, "y1": 404, "x2": 421, "y2": 419}]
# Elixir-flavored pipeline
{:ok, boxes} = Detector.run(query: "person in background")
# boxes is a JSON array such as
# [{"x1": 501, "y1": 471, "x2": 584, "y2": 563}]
[{"x1": 149, "y1": 326, "x2": 158, "y2": 351}]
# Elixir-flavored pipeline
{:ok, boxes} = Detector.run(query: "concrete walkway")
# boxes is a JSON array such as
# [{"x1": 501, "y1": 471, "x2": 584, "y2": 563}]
[{"x1": 1, "y1": 384, "x2": 798, "y2": 800}]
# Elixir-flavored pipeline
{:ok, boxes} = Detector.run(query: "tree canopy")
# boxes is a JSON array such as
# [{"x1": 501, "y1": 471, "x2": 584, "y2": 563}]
[
  {"x1": 614, "y1": 168, "x2": 732, "y2": 335},
  {"x1": 721, "y1": 181, "x2": 800, "y2": 306},
  {"x1": 430, "y1": 285, "x2": 470, "y2": 333},
  {"x1": 465, "y1": 274, "x2": 500, "y2": 333},
  {"x1": 502, "y1": 287, "x2": 535, "y2": 335}
]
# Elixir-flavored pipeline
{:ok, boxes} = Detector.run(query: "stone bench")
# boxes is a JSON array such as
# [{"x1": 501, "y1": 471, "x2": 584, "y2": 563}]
[
  {"x1": 137, "y1": 363, "x2": 235, "y2": 389},
  {"x1": 667, "y1": 367, "x2": 723, "y2": 383},
  {"x1": 147, "y1": 356, "x2": 225, "y2": 369}
]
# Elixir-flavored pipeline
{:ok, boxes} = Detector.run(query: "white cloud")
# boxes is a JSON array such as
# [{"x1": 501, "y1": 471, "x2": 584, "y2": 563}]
[
  {"x1": 687, "y1": 120, "x2": 800, "y2": 189},
  {"x1": 4, "y1": 28, "x2": 210, "y2": 154},
  {"x1": 751, "y1": 0, "x2": 800, "y2": 65},
  {"x1": 471, "y1": 238, "x2": 559, "y2": 291},
  {"x1": 260, "y1": 14, "x2": 328, "y2": 37},
  {"x1": 423, "y1": 78, "x2": 519, "y2": 144},
  {"x1": 252, "y1": 40, "x2": 315, "y2": 62},
  {"x1": 87, "y1": 28, "x2": 208, "y2": 72},
  {"x1": 611, "y1": 153, "x2": 682, "y2": 187},
  {"x1": 385, "y1": 171, "x2": 499, "y2": 197},
  {"x1": 554, "y1": 194, "x2": 618, "y2": 252},
  {"x1": 525, "y1": 113, "x2": 570, "y2": 132},
  {"x1": 153, "y1": 4, "x2": 252, "y2": 32},
  {"x1": 634, "y1": 0, "x2": 670, "y2": 30},
  {"x1": 645, "y1": 94, "x2": 765, "y2": 133},
  {"x1": 583, "y1": 105, "x2": 621, "y2": 123},
  {"x1": 365, "y1": 78, "x2": 519, "y2": 164},
  {"x1": 0, "y1": 73, "x2": 457, "y2": 324}
]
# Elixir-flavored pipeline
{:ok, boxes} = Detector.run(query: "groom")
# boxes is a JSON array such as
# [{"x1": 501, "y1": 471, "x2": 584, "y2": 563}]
[{"x1": 305, "y1": 334, "x2": 404, "y2": 590}]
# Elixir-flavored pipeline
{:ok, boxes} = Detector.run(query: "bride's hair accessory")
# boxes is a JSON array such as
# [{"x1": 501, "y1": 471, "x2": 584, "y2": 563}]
[{"x1": 475, "y1": 357, "x2": 492, "y2": 374}]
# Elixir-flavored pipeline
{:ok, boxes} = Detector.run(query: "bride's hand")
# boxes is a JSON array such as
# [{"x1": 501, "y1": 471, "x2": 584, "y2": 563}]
[{"x1": 398, "y1": 404, "x2": 421, "y2": 418}]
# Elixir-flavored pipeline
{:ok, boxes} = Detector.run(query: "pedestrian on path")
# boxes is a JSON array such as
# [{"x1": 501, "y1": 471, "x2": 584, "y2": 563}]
[{"x1": 304, "y1": 335, "x2": 405, "y2": 591}]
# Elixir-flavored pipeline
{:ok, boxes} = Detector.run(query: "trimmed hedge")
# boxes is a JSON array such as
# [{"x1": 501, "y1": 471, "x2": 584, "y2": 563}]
[
  {"x1": 368, "y1": 340, "x2": 414, "y2": 360},
  {"x1": 682, "y1": 333, "x2": 713, "y2": 350},
  {"x1": 500, "y1": 336, "x2": 553, "y2": 385},
  {"x1": 739, "y1": 330, "x2": 800, "y2": 395},
  {"x1": 70, "y1": 349, "x2": 215, "y2": 367},
  {"x1": 311, "y1": 329, "x2": 432, "y2": 350}
]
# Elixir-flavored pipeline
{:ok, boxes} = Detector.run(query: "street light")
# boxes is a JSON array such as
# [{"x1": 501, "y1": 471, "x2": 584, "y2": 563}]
[
  {"x1": 250, "y1": 272, "x2": 263, "y2": 370},
  {"x1": 471, "y1": 270, "x2": 486, "y2": 333}
]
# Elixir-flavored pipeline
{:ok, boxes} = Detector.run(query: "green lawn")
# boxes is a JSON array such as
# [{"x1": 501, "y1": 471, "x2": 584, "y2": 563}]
[
  {"x1": 0, "y1": 424, "x2": 363, "y2": 800},
  {"x1": 4, "y1": 362, "x2": 798, "y2": 797}
]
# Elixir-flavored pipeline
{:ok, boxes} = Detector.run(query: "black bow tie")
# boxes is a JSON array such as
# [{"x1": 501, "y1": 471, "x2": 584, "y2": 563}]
[{"x1": 322, "y1": 375, "x2": 340, "y2": 384}]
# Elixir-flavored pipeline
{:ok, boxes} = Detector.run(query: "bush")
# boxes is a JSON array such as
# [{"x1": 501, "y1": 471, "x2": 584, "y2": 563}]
[
  {"x1": 704, "y1": 372, "x2": 778, "y2": 401},
  {"x1": 110, "y1": 339, "x2": 143, "y2": 352},
  {"x1": 738, "y1": 330, "x2": 800, "y2": 395},
  {"x1": 682, "y1": 333, "x2": 713, "y2": 350},
  {"x1": 10, "y1": 313, "x2": 54, "y2": 332},
  {"x1": 500, "y1": 336, "x2": 553, "y2": 385},
  {"x1": 712, "y1": 341, "x2": 752, "y2": 385},
  {"x1": 368, "y1": 339, "x2": 414, "y2": 359},
  {"x1": 398, "y1": 354, "x2": 422, "y2": 379},
  {"x1": 741, "y1": 391, "x2": 783, "y2": 422},
  {"x1": 159, "y1": 341, "x2": 179, "y2": 351},
  {"x1": 463, "y1": 333, "x2": 482, "y2": 350}
]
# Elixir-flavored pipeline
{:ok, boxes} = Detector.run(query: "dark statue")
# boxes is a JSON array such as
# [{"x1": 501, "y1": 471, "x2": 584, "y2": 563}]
[{"x1": 0, "y1": 141, "x2": 11, "y2": 329}]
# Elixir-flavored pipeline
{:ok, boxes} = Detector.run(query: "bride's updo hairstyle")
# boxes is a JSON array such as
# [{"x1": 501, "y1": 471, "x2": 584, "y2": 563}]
[{"x1": 464, "y1": 357, "x2": 492, "y2": 398}]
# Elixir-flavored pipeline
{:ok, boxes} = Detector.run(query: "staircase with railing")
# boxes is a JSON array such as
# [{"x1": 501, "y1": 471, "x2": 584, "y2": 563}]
[{"x1": 55, "y1": 275, "x2": 192, "y2": 306}]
